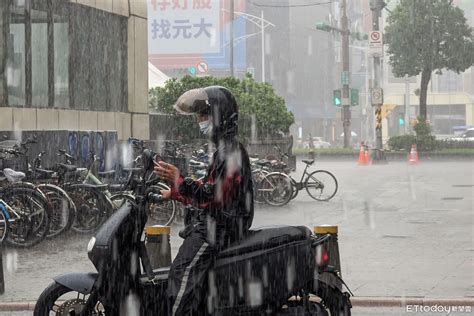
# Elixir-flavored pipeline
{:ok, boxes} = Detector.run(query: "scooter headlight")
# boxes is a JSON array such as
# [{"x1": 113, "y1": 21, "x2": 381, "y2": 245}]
[{"x1": 87, "y1": 237, "x2": 96, "y2": 253}]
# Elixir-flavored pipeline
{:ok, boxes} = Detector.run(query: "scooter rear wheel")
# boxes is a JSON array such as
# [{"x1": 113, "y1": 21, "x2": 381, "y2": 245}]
[{"x1": 34, "y1": 282, "x2": 103, "y2": 316}]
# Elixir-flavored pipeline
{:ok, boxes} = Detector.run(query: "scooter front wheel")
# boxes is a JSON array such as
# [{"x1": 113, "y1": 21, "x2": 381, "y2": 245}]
[{"x1": 34, "y1": 281, "x2": 104, "y2": 316}]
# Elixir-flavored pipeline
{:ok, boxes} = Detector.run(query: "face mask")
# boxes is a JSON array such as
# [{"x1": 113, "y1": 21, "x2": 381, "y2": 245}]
[{"x1": 199, "y1": 120, "x2": 212, "y2": 135}]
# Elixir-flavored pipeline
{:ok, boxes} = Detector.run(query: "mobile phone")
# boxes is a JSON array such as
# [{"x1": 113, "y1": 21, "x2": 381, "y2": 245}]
[{"x1": 153, "y1": 154, "x2": 163, "y2": 164}]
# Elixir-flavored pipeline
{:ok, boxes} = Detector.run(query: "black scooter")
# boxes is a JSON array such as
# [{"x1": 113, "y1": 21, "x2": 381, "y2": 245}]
[{"x1": 34, "y1": 150, "x2": 352, "y2": 315}]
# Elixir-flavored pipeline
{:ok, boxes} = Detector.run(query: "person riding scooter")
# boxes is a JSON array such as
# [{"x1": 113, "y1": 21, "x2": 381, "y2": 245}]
[{"x1": 154, "y1": 86, "x2": 254, "y2": 315}]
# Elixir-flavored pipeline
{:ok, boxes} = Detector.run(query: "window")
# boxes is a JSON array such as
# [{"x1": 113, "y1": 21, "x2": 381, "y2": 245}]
[
  {"x1": 31, "y1": 6, "x2": 48, "y2": 106},
  {"x1": 70, "y1": 4, "x2": 127, "y2": 112},
  {"x1": 53, "y1": 1, "x2": 69, "y2": 108},
  {"x1": 7, "y1": 0, "x2": 26, "y2": 106},
  {"x1": 2, "y1": 0, "x2": 126, "y2": 111}
]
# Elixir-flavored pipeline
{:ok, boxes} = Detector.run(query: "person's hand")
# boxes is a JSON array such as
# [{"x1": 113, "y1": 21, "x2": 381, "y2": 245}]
[
  {"x1": 160, "y1": 189, "x2": 171, "y2": 200},
  {"x1": 154, "y1": 161, "x2": 180, "y2": 185}
]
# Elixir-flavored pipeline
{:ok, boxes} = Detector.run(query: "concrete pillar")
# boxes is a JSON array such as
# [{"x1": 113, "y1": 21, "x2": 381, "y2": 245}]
[{"x1": 0, "y1": 108, "x2": 13, "y2": 131}]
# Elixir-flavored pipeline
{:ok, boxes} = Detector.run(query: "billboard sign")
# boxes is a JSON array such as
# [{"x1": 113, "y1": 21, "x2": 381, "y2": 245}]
[
  {"x1": 149, "y1": 0, "x2": 220, "y2": 54},
  {"x1": 148, "y1": 0, "x2": 247, "y2": 71}
]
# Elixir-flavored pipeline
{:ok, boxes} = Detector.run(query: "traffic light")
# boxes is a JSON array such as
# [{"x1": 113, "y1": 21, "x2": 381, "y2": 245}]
[
  {"x1": 316, "y1": 22, "x2": 332, "y2": 32},
  {"x1": 333, "y1": 90, "x2": 342, "y2": 106},
  {"x1": 399, "y1": 114, "x2": 405, "y2": 126},
  {"x1": 350, "y1": 89, "x2": 359, "y2": 106}
]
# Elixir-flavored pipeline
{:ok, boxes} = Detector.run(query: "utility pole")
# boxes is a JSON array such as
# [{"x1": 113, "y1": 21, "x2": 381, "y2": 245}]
[
  {"x1": 230, "y1": 0, "x2": 234, "y2": 77},
  {"x1": 365, "y1": 50, "x2": 370, "y2": 143},
  {"x1": 261, "y1": 10, "x2": 265, "y2": 83},
  {"x1": 341, "y1": 0, "x2": 351, "y2": 148},
  {"x1": 370, "y1": 0, "x2": 386, "y2": 162}
]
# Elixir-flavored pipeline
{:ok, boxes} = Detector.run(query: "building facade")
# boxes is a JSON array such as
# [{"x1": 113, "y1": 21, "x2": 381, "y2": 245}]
[{"x1": 0, "y1": 0, "x2": 149, "y2": 140}]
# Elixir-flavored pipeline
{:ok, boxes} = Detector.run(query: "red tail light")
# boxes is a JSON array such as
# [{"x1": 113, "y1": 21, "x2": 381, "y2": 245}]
[
  {"x1": 322, "y1": 251, "x2": 330, "y2": 263},
  {"x1": 316, "y1": 245, "x2": 330, "y2": 266}
]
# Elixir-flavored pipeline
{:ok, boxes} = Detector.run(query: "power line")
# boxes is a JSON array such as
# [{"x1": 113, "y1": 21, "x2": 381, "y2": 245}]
[{"x1": 248, "y1": 1, "x2": 333, "y2": 8}]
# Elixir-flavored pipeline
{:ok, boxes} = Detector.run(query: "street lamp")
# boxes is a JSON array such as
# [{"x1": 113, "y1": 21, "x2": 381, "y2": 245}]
[{"x1": 222, "y1": 9, "x2": 275, "y2": 82}]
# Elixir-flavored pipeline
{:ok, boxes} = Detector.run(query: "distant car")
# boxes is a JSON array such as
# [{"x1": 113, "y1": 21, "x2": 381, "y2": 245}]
[
  {"x1": 451, "y1": 128, "x2": 474, "y2": 142},
  {"x1": 301, "y1": 137, "x2": 331, "y2": 149}
]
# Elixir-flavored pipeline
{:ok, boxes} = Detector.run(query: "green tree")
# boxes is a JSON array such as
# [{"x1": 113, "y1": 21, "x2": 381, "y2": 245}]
[
  {"x1": 384, "y1": 0, "x2": 474, "y2": 120},
  {"x1": 149, "y1": 74, "x2": 294, "y2": 141}
]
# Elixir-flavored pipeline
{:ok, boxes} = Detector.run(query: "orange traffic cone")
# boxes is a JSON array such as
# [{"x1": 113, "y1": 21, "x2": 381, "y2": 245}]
[
  {"x1": 358, "y1": 143, "x2": 368, "y2": 165},
  {"x1": 364, "y1": 148, "x2": 371, "y2": 165},
  {"x1": 408, "y1": 144, "x2": 419, "y2": 164}
]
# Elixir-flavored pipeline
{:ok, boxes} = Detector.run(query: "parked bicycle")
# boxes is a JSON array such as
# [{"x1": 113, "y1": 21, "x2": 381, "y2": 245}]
[
  {"x1": 27, "y1": 150, "x2": 77, "y2": 238},
  {"x1": 0, "y1": 182, "x2": 50, "y2": 248},
  {"x1": 289, "y1": 159, "x2": 338, "y2": 201},
  {"x1": 0, "y1": 145, "x2": 51, "y2": 247},
  {"x1": 250, "y1": 158, "x2": 293, "y2": 206},
  {"x1": 251, "y1": 153, "x2": 338, "y2": 205}
]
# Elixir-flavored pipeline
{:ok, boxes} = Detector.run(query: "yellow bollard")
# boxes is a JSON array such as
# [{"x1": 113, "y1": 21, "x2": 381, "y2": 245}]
[{"x1": 145, "y1": 225, "x2": 171, "y2": 269}]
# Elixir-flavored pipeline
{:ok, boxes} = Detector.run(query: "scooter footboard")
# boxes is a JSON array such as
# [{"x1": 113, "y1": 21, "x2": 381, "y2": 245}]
[{"x1": 54, "y1": 272, "x2": 98, "y2": 295}]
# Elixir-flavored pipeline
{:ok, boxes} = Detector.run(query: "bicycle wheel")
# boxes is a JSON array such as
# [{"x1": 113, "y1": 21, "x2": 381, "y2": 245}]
[
  {"x1": 305, "y1": 170, "x2": 338, "y2": 201},
  {"x1": 0, "y1": 204, "x2": 8, "y2": 243},
  {"x1": 290, "y1": 177, "x2": 299, "y2": 200},
  {"x1": 67, "y1": 186, "x2": 110, "y2": 234},
  {"x1": 251, "y1": 169, "x2": 269, "y2": 204},
  {"x1": 260, "y1": 172, "x2": 293, "y2": 207},
  {"x1": 2, "y1": 187, "x2": 50, "y2": 248},
  {"x1": 147, "y1": 183, "x2": 176, "y2": 226},
  {"x1": 37, "y1": 184, "x2": 76, "y2": 238}
]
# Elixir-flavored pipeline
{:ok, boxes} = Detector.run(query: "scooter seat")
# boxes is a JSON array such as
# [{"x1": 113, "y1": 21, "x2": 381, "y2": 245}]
[
  {"x1": 3, "y1": 168, "x2": 26, "y2": 183},
  {"x1": 217, "y1": 225, "x2": 312, "y2": 258}
]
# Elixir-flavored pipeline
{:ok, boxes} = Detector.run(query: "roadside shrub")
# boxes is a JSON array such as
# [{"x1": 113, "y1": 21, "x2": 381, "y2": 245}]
[{"x1": 388, "y1": 119, "x2": 439, "y2": 151}]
